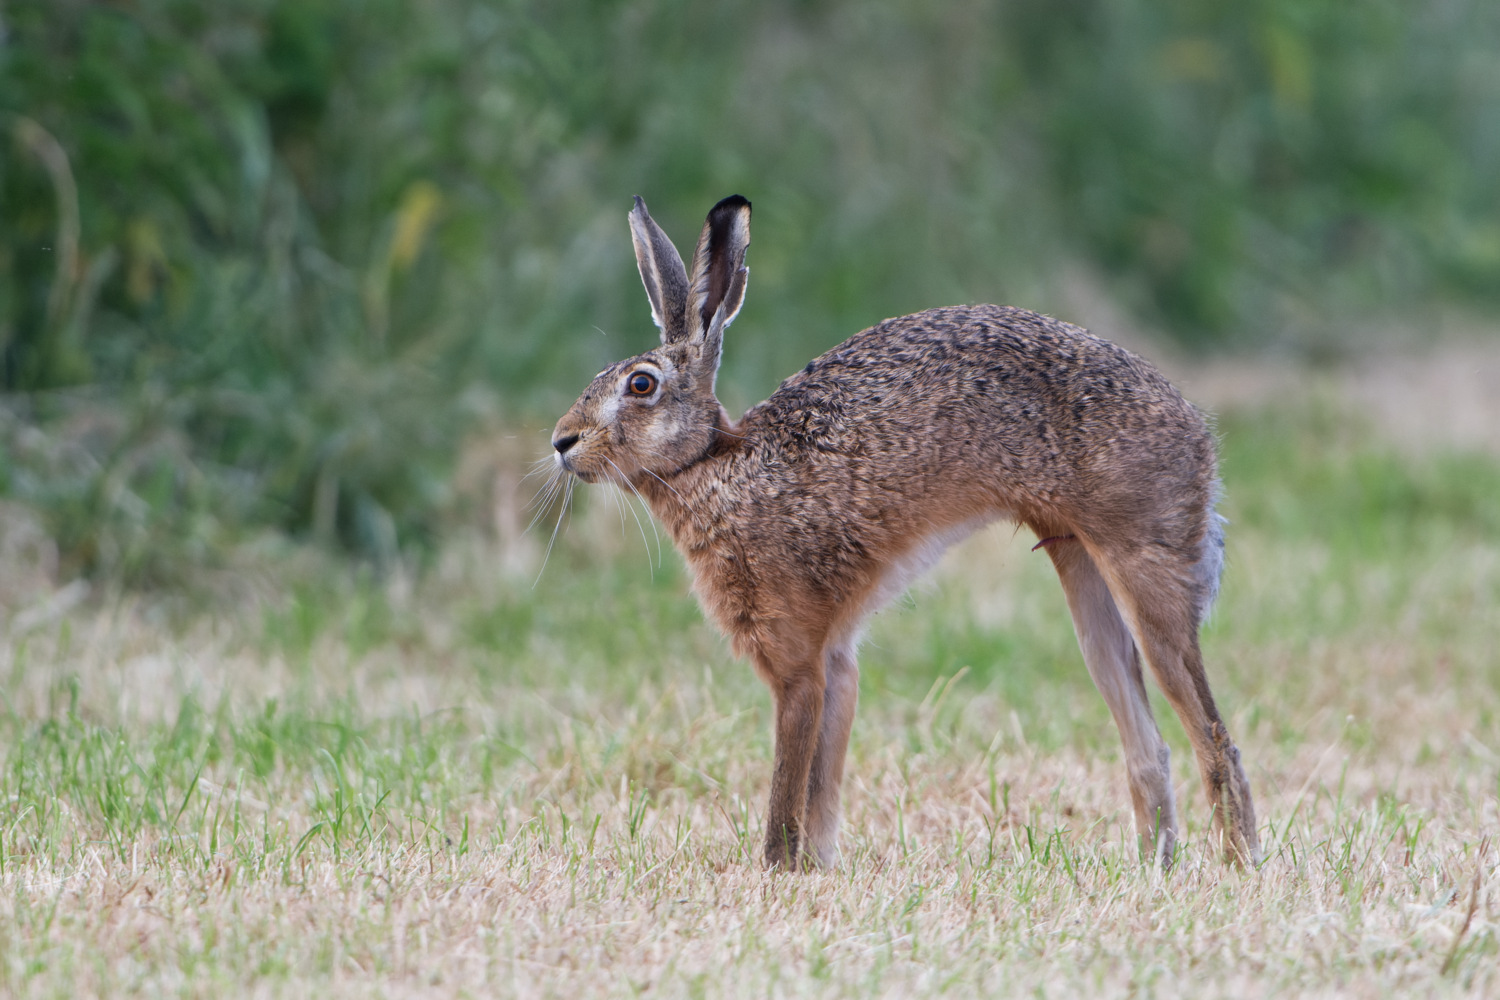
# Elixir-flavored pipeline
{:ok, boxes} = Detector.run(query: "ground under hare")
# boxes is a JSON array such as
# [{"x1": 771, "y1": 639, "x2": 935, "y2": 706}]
[{"x1": 550, "y1": 195, "x2": 1259, "y2": 870}]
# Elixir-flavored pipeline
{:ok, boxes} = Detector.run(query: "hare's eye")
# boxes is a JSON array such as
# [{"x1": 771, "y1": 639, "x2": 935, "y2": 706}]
[{"x1": 627, "y1": 372, "x2": 657, "y2": 396}]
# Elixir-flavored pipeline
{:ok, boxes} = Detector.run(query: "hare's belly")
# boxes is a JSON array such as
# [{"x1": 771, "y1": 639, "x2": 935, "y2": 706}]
[{"x1": 830, "y1": 512, "x2": 1001, "y2": 646}]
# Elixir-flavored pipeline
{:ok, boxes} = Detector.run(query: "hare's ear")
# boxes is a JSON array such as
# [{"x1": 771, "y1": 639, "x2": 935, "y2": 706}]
[
  {"x1": 629, "y1": 196, "x2": 691, "y2": 344},
  {"x1": 687, "y1": 196, "x2": 751, "y2": 361}
]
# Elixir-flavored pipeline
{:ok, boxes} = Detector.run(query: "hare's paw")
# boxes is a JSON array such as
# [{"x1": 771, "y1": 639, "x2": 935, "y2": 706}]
[
  {"x1": 1210, "y1": 725, "x2": 1261, "y2": 868},
  {"x1": 764, "y1": 825, "x2": 806, "y2": 871}
]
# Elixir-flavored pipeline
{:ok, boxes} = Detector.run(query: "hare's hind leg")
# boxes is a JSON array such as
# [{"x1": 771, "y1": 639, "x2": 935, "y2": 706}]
[
  {"x1": 1045, "y1": 539, "x2": 1178, "y2": 867},
  {"x1": 1095, "y1": 545, "x2": 1260, "y2": 867},
  {"x1": 803, "y1": 641, "x2": 859, "y2": 867}
]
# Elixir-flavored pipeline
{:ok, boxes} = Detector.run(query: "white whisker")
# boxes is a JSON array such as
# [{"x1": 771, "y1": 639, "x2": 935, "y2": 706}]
[
  {"x1": 702, "y1": 423, "x2": 749, "y2": 442},
  {"x1": 523, "y1": 482, "x2": 555, "y2": 531},
  {"x1": 521, "y1": 457, "x2": 558, "y2": 483},
  {"x1": 525, "y1": 462, "x2": 561, "y2": 501},
  {"x1": 605, "y1": 457, "x2": 662, "y2": 571},
  {"x1": 609, "y1": 477, "x2": 629, "y2": 538},
  {"x1": 524, "y1": 471, "x2": 565, "y2": 532},
  {"x1": 605, "y1": 475, "x2": 654, "y2": 576},
  {"x1": 532, "y1": 476, "x2": 574, "y2": 588},
  {"x1": 640, "y1": 466, "x2": 686, "y2": 504},
  {"x1": 531, "y1": 478, "x2": 559, "y2": 530}
]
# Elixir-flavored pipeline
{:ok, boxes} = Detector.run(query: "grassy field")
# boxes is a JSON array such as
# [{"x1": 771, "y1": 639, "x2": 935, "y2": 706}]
[{"x1": 2, "y1": 373, "x2": 1498, "y2": 997}]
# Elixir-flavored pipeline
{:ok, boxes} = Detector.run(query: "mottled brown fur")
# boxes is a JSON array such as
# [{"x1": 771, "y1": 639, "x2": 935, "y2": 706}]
[{"x1": 551, "y1": 195, "x2": 1259, "y2": 870}]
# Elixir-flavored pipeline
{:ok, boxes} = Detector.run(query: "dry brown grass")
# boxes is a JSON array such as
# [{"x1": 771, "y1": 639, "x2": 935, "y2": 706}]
[{"x1": 3, "y1": 350, "x2": 1499, "y2": 996}]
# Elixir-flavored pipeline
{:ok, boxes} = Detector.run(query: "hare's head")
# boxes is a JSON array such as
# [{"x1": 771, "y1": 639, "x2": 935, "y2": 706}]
[{"x1": 552, "y1": 195, "x2": 750, "y2": 483}]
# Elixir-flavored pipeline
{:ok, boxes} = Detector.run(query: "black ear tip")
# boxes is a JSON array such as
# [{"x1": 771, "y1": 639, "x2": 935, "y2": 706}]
[
  {"x1": 632, "y1": 195, "x2": 647, "y2": 212},
  {"x1": 712, "y1": 194, "x2": 751, "y2": 215}
]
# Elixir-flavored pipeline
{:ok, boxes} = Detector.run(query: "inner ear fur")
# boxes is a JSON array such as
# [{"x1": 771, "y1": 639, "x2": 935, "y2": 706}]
[
  {"x1": 687, "y1": 195, "x2": 752, "y2": 343},
  {"x1": 629, "y1": 196, "x2": 691, "y2": 344}
]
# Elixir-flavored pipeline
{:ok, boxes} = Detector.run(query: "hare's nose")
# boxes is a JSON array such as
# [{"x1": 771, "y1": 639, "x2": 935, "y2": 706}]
[{"x1": 553, "y1": 433, "x2": 580, "y2": 454}]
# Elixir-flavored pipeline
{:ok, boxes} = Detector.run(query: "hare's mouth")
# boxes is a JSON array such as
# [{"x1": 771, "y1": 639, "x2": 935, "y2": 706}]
[
  {"x1": 554, "y1": 452, "x2": 594, "y2": 482},
  {"x1": 556, "y1": 451, "x2": 614, "y2": 485}
]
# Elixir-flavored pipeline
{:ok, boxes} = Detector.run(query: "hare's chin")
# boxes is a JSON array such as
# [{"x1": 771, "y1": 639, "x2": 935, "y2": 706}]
[
  {"x1": 554, "y1": 453, "x2": 589, "y2": 481},
  {"x1": 561, "y1": 463, "x2": 602, "y2": 483}
]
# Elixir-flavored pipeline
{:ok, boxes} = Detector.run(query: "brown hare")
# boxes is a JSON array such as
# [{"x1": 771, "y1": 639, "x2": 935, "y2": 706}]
[{"x1": 550, "y1": 194, "x2": 1259, "y2": 871}]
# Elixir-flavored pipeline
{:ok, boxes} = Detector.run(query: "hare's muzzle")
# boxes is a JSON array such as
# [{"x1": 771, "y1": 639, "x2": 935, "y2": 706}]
[
  {"x1": 551, "y1": 435, "x2": 584, "y2": 478},
  {"x1": 549, "y1": 423, "x2": 605, "y2": 481},
  {"x1": 551, "y1": 408, "x2": 590, "y2": 477}
]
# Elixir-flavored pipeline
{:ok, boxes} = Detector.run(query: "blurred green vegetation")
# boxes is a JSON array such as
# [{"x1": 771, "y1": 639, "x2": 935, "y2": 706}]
[{"x1": 2, "y1": 0, "x2": 1498, "y2": 579}]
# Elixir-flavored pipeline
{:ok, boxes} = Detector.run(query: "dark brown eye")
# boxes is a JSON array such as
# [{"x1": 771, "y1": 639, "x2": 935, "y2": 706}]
[{"x1": 627, "y1": 372, "x2": 657, "y2": 396}]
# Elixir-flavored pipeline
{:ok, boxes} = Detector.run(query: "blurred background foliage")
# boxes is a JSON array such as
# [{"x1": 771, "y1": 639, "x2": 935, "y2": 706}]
[{"x1": 1, "y1": 0, "x2": 1498, "y2": 581}]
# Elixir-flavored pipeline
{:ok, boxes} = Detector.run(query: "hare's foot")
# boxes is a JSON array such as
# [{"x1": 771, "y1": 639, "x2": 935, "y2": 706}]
[
  {"x1": 1127, "y1": 744, "x2": 1178, "y2": 870},
  {"x1": 1208, "y1": 724, "x2": 1260, "y2": 867},
  {"x1": 764, "y1": 825, "x2": 828, "y2": 871},
  {"x1": 764, "y1": 824, "x2": 802, "y2": 870}
]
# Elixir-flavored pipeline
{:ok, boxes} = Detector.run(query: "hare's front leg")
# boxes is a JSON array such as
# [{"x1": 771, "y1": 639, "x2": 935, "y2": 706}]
[
  {"x1": 761, "y1": 659, "x2": 826, "y2": 870},
  {"x1": 803, "y1": 642, "x2": 859, "y2": 867}
]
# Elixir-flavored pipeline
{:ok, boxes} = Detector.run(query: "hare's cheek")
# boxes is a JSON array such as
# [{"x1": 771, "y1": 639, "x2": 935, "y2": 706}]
[
  {"x1": 635, "y1": 414, "x2": 680, "y2": 455},
  {"x1": 595, "y1": 395, "x2": 623, "y2": 427}
]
